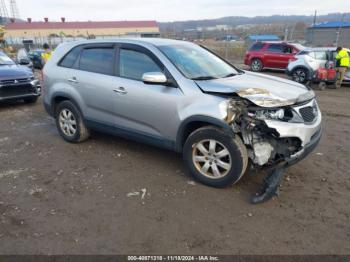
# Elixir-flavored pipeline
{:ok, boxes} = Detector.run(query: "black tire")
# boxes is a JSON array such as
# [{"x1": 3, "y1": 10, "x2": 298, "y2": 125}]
[
  {"x1": 183, "y1": 126, "x2": 248, "y2": 188},
  {"x1": 55, "y1": 100, "x2": 90, "y2": 143},
  {"x1": 318, "y1": 82, "x2": 326, "y2": 90},
  {"x1": 23, "y1": 97, "x2": 38, "y2": 104},
  {"x1": 250, "y1": 58, "x2": 263, "y2": 72},
  {"x1": 292, "y1": 68, "x2": 308, "y2": 84}
]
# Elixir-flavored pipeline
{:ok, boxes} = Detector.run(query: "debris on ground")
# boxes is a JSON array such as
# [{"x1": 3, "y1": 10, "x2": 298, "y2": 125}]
[
  {"x1": 251, "y1": 167, "x2": 286, "y2": 204},
  {"x1": 28, "y1": 185, "x2": 43, "y2": 195},
  {"x1": 127, "y1": 192, "x2": 140, "y2": 197},
  {"x1": 0, "y1": 169, "x2": 25, "y2": 180},
  {"x1": 141, "y1": 188, "x2": 147, "y2": 199},
  {"x1": 0, "y1": 137, "x2": 9, "y2": 143},
  {"x1": 187, "y1": 181, "x2": 196, "y2": 186}
]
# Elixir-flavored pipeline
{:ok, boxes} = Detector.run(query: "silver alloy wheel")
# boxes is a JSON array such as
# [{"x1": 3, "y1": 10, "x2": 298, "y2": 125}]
[
  {"x1": 192, "y1": 139, "x2": 232, "y2": 179},
  {"x1": 59, "y1": 109, "x2": 77, "y2": 137},
  {"x1": 293, "y1": 69, "x2": 306, "y2": 83},
  {"x1": 251, "y1": 59, "x2": 262, "y2": 71}
]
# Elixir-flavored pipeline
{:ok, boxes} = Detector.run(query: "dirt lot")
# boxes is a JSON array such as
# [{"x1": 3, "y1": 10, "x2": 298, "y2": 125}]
[{"x1": 0, "y1": 71, "x2": 350, "y2": 255}]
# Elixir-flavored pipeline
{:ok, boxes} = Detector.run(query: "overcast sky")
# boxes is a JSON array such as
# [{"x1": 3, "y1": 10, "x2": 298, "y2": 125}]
[{"x1": 14, "y1": 0, "x2": 350, "y2": 22}]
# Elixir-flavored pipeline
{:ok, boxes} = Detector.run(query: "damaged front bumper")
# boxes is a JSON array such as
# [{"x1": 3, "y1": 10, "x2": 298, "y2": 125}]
[
  {"x1": 263, "y1": 121, "x2": 322, "y2": 168},
  {"x1": 285, "y1": 126, "x2": 322, "y2": 166},
  {"x1": 263, "y1": 99, "x2": 322, "y2": 167},
  {"x1": 227, "y1": 98, "x2": 322, "y2": 169}
]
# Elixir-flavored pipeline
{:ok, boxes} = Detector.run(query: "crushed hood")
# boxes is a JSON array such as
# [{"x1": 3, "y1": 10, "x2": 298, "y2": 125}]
[{"x1": 195, "y1": 71, "x2": 315, "y2": 107}]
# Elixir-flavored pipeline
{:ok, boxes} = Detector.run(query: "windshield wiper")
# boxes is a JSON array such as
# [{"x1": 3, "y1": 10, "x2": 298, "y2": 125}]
[
  {"x1": 191, "y1": 76, "x2": 217, "y2": 80},
  {"x1": 224, "y1": 73, "x2": 237, "y2": 78}
]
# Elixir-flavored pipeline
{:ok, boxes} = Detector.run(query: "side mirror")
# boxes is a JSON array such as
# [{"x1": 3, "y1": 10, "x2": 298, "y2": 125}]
[
  {"x1": 19, "y1": 59, "x2": 30, "y2": 65},
  {"x1": 142, "y1": 72, "x2": 167, "y2": 85}
]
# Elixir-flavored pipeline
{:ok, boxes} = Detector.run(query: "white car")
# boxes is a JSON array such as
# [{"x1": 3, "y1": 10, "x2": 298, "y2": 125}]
[{"x1": 286, "y1": 47, "x2": 350, "y2": 84}]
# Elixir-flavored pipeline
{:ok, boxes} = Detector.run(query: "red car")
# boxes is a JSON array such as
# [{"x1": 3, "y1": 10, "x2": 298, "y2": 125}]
[{"x1": 244, "y1": 42, "x2": 305, "y2": 72}]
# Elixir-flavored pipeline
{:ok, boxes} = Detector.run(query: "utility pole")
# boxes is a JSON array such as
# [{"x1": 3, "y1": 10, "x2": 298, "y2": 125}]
[
  {"x1": 313, "y1": 10, "x2": 317, "y2": 25},
  {"x1": 284, "y1": 27, "x2": 289, "y2": 41},
  {"x1": 335, "y1": 13, "x2": 345, "y2": 47},
  {"x1": 311, "y1": 10, "x2": 317, "y2": 45},
  {"x1": 0, "y1": 0, "x2": 9, "y2": 23}
]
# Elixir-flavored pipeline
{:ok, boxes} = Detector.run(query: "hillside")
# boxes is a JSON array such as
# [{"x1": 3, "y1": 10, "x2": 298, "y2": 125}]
[{"x1": 159, "y1": 13, "x2": 350, "y2": 31}]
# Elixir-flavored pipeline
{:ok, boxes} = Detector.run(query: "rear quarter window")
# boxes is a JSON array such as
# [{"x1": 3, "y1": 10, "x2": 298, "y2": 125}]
[
  {"x1": 314, "y1": 51, "x2": 327, "y2": 60},
  {"x1": 249, "y1": 43, "x2": 264, "y2": 51}
]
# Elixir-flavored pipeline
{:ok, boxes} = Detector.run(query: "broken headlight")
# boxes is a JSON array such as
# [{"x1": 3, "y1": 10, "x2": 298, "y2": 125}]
[
  {"x1": 250, "y1": 107, "x2": 304, "y2": 123},
  {"x1": 251, "y1": 109, "x2": 285, "y2": 120}
]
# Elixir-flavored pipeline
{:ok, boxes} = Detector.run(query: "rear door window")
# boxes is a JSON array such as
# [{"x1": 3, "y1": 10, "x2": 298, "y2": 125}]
[
  {"x1": 119, "y1": 48, "x2": 162, "y2": 81},
  {"x1": 283, "y1": 45, "x2": 293, "y2": 54},
  {"x1": 79, "y1": 47, "x2": 115, "y2": 75},
  {"x1": 267, "y1": 44, "x2": 283, "y2": 53}
]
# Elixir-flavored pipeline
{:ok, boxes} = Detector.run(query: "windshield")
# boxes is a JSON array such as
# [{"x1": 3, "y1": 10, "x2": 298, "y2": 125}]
[
  {"x1": 158, "y1": 44, "x2": 238, "y2": 80},
  {"x1": 0, "y1": 52, "x2": 15, "y2": 65}
]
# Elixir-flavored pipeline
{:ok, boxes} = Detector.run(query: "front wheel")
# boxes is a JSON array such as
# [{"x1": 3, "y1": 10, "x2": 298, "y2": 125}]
[
  {"x1": 183, "y1": 126, "x2": 248, "y2": 188},
  {"x1": 292, "y1": 68, "x2": 308, "y2": 83},
  {"x1": 250, "y1": 58, "x2": 263, "y2": 72},
  {"x1": 55, "y1": 100, "x2": 90, "y2": 143}
]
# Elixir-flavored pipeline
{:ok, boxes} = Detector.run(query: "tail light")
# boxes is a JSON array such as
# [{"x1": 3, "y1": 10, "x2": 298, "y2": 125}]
[{"x1": 288, "y1": 57, "x2": 297, "y2": 63}]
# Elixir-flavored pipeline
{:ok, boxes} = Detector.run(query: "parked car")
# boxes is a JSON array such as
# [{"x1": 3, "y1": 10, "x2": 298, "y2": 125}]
[
  {"x1": 27, "y1": 49, "x2": 45, "y2": 69},
  {"x1": 16, "y1": 48, "x2": 34, "y2": 71},
  {"x1": 43, "y1": 39, "x2": 321, "y2": 200},
  {"x1": 286, "y1": 47, "x2": 350, "y2": 84},
  {"x1": 244, "y1": 41, "x2": 305, "y2": 72},
  {"x1": 0, "y1": 51, "x2": 41, "y2": 103}
]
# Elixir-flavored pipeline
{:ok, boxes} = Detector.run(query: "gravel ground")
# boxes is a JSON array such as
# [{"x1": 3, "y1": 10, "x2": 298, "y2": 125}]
[{"x1": 0, "y1": 71, "x2": 349, "y2": 255}]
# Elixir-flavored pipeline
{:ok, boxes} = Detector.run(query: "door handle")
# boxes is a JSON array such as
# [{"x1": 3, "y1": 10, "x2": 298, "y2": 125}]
[
  {"x1": 68, "y1": 77, "x2": 79, "y2": 83},
  {"x1": 113, "y1": 87, "x2": 127, "y2": 95}
]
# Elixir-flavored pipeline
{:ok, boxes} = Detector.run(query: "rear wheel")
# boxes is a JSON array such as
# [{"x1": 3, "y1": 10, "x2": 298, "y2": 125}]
[
  {"x1": 250, "y1": 58, "x2": 263, "y2": 72},
  {"x1": 292, "y1": 68, "x2": 308, "y2": 83},
  {"x1": 55, "y1": 100, "x2": 90, "y2": 143},
  {"x1": 183, "y1": 126, "x2": 248, "y2": 188}
]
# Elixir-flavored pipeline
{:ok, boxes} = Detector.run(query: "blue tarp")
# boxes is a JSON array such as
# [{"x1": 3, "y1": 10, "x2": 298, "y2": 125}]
[{"x1": 311, "y1": 21, "x2": 350, "y2": 28}]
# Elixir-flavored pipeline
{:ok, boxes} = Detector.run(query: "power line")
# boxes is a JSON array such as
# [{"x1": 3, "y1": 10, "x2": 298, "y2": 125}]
[
  {"x1": 0, "y1": 0, "x2": 9, "y2": 19},
  {"x1": 9, "y1": 0, "x2": 20, "y2": 19}
]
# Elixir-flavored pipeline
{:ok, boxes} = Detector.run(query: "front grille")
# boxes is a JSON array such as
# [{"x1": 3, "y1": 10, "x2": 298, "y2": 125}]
[
  {"x1": 0, "y1": 78, "x2": 30, "y2": 85},
  {"x1": 299, "y1": 106, "x2": 317, "y2": 123},
  {"x1": 0, "y1": 84, "x2": 35, "y2": 97}
]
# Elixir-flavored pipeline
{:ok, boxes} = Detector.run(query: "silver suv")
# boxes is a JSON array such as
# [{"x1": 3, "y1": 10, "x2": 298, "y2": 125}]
[{"x1": 43, "y1": 39, "x2": 322, "y2": 202}]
